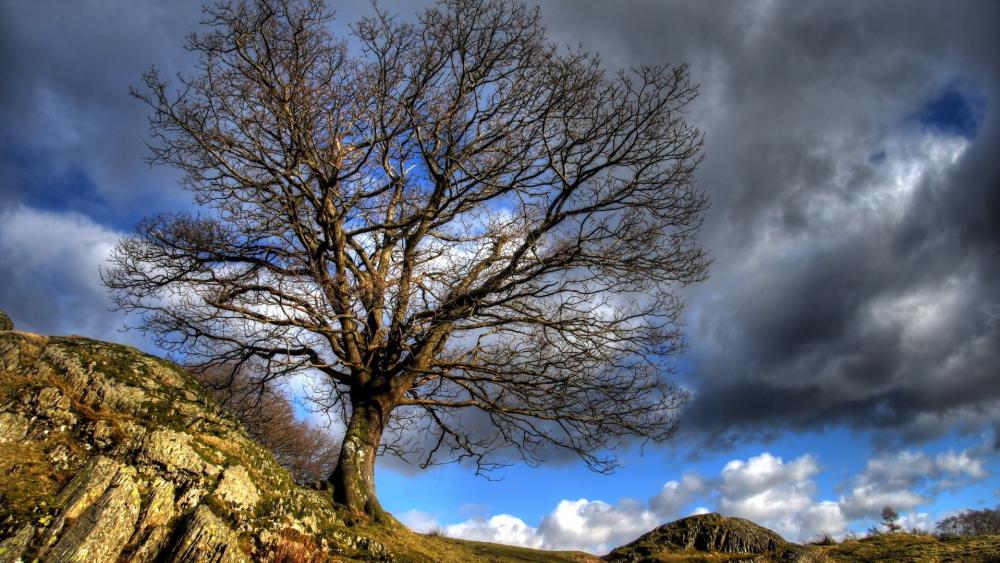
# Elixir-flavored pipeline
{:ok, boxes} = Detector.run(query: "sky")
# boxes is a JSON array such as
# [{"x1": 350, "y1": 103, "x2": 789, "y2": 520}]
[{"x1": 1, "y1": 0, "x2": 998, "y2": 555}]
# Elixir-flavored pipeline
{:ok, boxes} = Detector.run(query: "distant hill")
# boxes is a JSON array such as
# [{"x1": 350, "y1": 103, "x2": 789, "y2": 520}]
[
  {"x1": 604, "y1": 512, "x2": 817, "y2": 561},
  {"x1": 1, "y1": 317, "x2": 998, "y2": 562}
]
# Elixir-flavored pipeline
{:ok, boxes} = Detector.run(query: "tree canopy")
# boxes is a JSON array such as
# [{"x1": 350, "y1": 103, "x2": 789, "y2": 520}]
[{"x1": 105, "y1": 0, "x2": 708, "y2": 518}]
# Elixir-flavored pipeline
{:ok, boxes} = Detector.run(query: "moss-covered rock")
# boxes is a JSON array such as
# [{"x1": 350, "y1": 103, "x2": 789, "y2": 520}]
[
  {"x1": 214, "y1": 465, "x2": 260, "y2": 510},
  {"x1": 0, "y1": 330, "x2": 393, "y2": 562},
  {"x1": 168, "y1": 505, "x2": 250, "y2": 563},
  {"x1": 45, "y1": 463, "x2": 141, "y2": 562}
]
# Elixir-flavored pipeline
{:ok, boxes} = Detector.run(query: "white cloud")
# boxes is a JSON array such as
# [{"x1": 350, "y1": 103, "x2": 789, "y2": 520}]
[
  {"x1": 798, "y1": 501, "x2": 848, "y2": 540},
  {"x1": 0, "y1": 205, "x2": 120, "y2": 295},
  {"x1": 431, "y1": 498, "x2": 658, "y2": 554},
  {"x1": 838, "y1": 447, "x2": 988, "y2": 519},
  {"x1": 649, "y1": 474, "x2": 705, "y2": 519},
  {"x1": 838, "y1": 485, "x2": 927, "y2": 520},
  {"x1": 717, "y1": 453, "x2": 843, "y2": 540},
  {"x1": 0, "y1": 205, "x2": 138, "y2": 343},
  {"x1": 537, "y1": 498, "x2": 659, "y2": 553},
  {"x1": 719, "y1": 453, "x2": 820, "y2": 501},
  {"x1": 898, "y1": 511, "x2": 933, "y2": 533},
  {"x1": 935, "y1": 450, "x2": 987, "y2": 480},
  {"x1": 446, "y1": 514, "x2": 543, "y2": 549},
  {"x1": 398, "y1": 509, "x2": 439, "y2": 534},
  {"x1": 399, "y1": 446, "x2": 990, "y2": 552}
]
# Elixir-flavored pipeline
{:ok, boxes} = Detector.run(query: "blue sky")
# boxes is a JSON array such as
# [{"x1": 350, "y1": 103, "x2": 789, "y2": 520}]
[{"x1": 1, "y1": 0, "x2": 998, "y2": 554}]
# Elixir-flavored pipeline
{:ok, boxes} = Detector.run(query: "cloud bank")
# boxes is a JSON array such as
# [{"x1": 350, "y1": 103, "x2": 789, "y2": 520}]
[
  {"x1": 539, "y1": 0, "x2": 1000, "y2": 448},
  {"x1": 403, "y1": 446, "x2": 990, "y2": 553},
  {"x1": 0, "y1": 205, "x2": 137, "y2": 343}
]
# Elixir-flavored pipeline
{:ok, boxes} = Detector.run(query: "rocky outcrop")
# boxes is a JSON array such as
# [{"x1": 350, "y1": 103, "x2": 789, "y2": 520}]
[
  {"x1": 45, "y1": 462, "x2": 141, "y2": 562},
  {"x1": 215, "y1": 466, "x2": 260, "y2": 510},
  {"x1": 138, "y1": 429, "x2": 221, "y2": 477},
  {"x1": 169, "y1": 505, "x2": 249, "y2": 563},
  {"x1": 605, "y1": 513, "x2": 819, "y2": 563},
  {"x1": 0, "y1": 330, "x2": 393, "y2": 562}
]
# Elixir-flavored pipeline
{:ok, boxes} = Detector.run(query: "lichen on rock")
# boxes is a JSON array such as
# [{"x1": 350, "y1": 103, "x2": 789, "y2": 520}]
[
  {"x1": 0, "y1": 331, "x2": 365, "y2": 562},
  {"x1": 0, "y1": 411, "x2": 28, "y2": 443},
  {"x1": 138, "y1": 429, "x2": 221, "y2": 477},
  {"x1": 214, "y1": 465, "x2": 260, "y2": 510},
  {"x1": 168, "y1": 505, "x2": 250, "y2": 563}
]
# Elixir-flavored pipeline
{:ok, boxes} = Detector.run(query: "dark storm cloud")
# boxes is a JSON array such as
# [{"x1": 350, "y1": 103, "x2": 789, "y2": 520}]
[
  {"x1": 541, "y1": 0, "x2": 1000, "y2": 448},
  {"x1": 0, "y1": 0, "x2": 428, "y2": 340},
  {"x1": 0, "y1": 0, "x2": 206, "y2": 342},
  {"x1": 0, "y1": 0, "x2": 205, "y2": 218},
  {"x1": 1, "y1": 0, "x2": 997, "y2": 451}
]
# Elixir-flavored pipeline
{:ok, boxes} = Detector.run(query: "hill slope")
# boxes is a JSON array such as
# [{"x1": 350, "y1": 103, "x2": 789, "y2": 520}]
[
  {"x1": 0, "y1": 323, "x2": 603, "y2": 562},
  {"x1": 1, "y1": 320, "x2": 998, "y2": 562},
  {"x1": 604, "y1": 513, "x2": 818, "y2": 562}
]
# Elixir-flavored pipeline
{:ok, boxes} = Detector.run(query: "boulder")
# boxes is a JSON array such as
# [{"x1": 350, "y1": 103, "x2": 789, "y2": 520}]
[
  {"x1": 138, "y1": 429, "x2": 220, "y2": 477},
  {"x1": 45, "y1": 464, "x2": 142, "y2": 562},
  {"x1": 168, "y1": 505, "x2": 249, "y2": 563},
  {"x1": 0, "y1": 331, "x2": 356, "y2": 562},
  {"x1": 214, "y1": 465, "x2": 260, "y2": 510},
  {"x1": 137, "y1": 477, "x2": 177, "y2": 531},
  {"x1": 54, "y1": 456, "x2": 124, "y2": 523}
]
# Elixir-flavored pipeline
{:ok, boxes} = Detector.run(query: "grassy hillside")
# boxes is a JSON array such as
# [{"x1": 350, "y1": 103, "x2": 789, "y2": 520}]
[
  {"x1": 356, "y1": 525, "x2": 598, "y2": 563},
  {"x1": 1, "y1": 322, "x2": 998, "y2": 562},
  {"x1": 0, "y1": 326, "x2": 599, "y2": 562},
  {"x1": 815, "y1": 532, "x2": 1000, "y2": 562},
  {"x1": 379, "y1": 531, "x2": 1000, "y2": 563}
]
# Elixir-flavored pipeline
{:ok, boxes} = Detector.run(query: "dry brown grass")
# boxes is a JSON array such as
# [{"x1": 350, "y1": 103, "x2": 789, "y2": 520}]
[
  {"x1": 271, "y1": 529, "x2": 335, "y2": 563},
  {"x1": 351, "y1": 520, "x2": 599, "y2": 563},
  {"x1": 817, "y1": 531, "x2": 1000, "y2": 562}
]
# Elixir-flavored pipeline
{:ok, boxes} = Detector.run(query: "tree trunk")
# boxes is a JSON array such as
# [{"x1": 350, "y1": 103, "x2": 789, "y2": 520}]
[{"x1": 328, "y1": 394, "x2": 389, "y2": 520}]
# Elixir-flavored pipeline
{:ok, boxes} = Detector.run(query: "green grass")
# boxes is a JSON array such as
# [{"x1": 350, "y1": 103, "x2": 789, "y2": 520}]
[
  {"x1": 818, "y1": 532, "x2": 1000, "y2": 562},
  {"x1": 348, "y1": 521, "x2": 598, "y2": 563},
  {"x1": 6, "y1": 332, "x2": 1000, "y2": 563}
]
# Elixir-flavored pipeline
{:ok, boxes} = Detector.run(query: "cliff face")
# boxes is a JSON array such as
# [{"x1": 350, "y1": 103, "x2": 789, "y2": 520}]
[{"x1": 0, "y1": 327, "x2": 390, "y2": 562}]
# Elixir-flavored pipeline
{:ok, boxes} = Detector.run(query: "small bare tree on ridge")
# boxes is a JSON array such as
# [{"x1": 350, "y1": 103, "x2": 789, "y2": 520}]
[{"x1": 104, "y1": 0, "x2": 708, "y2": 520}]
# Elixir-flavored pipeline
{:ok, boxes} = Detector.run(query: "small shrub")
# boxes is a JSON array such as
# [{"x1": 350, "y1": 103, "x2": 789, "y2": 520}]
[
  {"x1": 881, "y1": 505, "x2": 902, "y2": 534},
  {"x1": 809, "y1": 532, "x2": 837, "y2": 546},
  {"x1": 426, "y1": 525, "x2": 448, "y2": 538}
]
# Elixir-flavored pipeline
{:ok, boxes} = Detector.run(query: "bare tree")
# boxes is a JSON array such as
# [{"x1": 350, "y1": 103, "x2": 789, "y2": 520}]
[
  {"x1": 105, "y1": 0, "x2": 708, "y2": 519},
  {"x1": 881, "y1": 506, "x2": 902, "y2": 534},
  {"x1": 936, "y1": 507, "x2": 1000, "y2": 537},
  {"x1": 193, "y1": 363, "x2": 340, "y2": 483}
]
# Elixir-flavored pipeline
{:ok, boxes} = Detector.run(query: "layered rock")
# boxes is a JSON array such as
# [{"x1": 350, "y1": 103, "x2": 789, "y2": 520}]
[{"x1": 0, "y1": 328, "x2": 392, "y2": 562}]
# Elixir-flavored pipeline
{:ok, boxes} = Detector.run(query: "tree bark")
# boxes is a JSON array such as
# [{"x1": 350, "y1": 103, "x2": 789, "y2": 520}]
[{"x1": 328, "y1": 393, "x2": 390, "y2": 520}]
